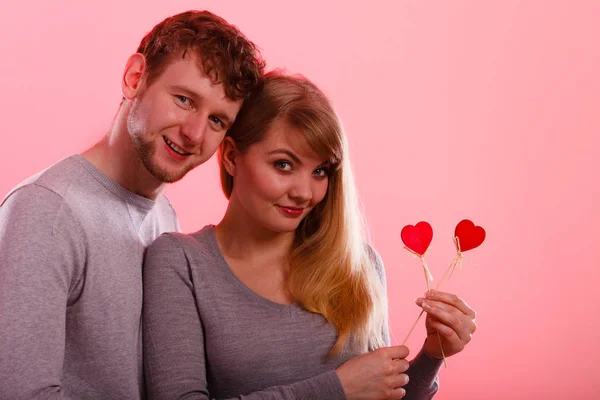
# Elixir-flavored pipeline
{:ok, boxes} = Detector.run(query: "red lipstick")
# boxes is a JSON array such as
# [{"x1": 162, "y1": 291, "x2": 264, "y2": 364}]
[{"x1": 277, "y1": 205, "x2": 303, "y2": 218}]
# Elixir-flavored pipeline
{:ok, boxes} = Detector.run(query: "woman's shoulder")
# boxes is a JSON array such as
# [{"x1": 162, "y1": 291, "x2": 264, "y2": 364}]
[
  {"x1": 363, "y1": 243, "x2": 386, "y2": 284},
  {"x1": 364, "y1": 243, "x2": 384, "y2": 269},
  {"x1": 146, "y1": 225, "x2": 217, "y2": 260}
]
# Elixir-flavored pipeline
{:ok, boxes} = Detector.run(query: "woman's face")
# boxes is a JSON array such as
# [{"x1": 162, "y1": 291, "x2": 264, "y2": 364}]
[{"x1": 230, "y1": 118, "x2": 331, "y2": 234}]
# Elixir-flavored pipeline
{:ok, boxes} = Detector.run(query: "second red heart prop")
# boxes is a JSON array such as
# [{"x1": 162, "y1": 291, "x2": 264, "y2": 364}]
[
  {"x1": 401, "y1": 221, "x2": 433, "y2": 256},
  {"x1": 454, "y1": 219, "x2": 486, "y2": 251}
]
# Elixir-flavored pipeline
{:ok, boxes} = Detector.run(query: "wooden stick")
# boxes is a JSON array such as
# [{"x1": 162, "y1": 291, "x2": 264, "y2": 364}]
[
  {"x1": 401, "y1": 300, "x2": 448, "y2": 367},
  {"x1": 421, "y1": 257, "x2": 432, "y2": 292},
  {"x1": 418, "y1": 254, "x2": 446, "y2": 367},
  {"x1": 436, "y1": 256, "x2": 457, "y2": 290},
  {"x1": 403, "y1": 309, "x2": 425, "y2": 345},
  {"x1": 403, "y1": 239, "x2": 466, "y2": 368},
  {"x1": 436, "y1": 328, "x2": 447, "y2": 368}
]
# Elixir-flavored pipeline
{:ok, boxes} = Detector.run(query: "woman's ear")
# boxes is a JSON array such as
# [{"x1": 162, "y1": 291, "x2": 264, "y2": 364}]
[{"x1": 220, "y1": 137, "x2": 238, "y2": 177}]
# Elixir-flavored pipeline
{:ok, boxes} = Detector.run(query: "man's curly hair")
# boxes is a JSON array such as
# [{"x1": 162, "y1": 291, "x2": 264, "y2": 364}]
[{"x1": 136, "y1": 10, "x2": 265, "y2": 100}]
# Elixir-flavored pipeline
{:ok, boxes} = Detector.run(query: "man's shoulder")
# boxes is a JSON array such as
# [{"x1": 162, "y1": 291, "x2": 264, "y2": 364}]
[
  {"x1": 0, "y1": 157, "x2": 90, "y2": 246},
  {"x1": 1, "y1": 155, "x2": 86, "y2": 207},
  {"x1": 155, "y1": 193, "x2": 178, "y2": 218},
  {"x1": 0, "y1": 155, "x2": 98, "y2": 239}
]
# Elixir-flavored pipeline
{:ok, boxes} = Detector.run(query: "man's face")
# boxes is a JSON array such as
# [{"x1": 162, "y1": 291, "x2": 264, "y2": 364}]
[{"x1": 127, "y1": 54, "x2": 242, "y2": 183}]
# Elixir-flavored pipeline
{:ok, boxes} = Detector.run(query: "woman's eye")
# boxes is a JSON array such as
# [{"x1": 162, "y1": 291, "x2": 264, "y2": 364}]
[
  {"x1": 314, "y1": 167, "x2": 329, "y2": 177},
  {"x1": 274, "y1": 161, "x2": 292, "y2": 171}
]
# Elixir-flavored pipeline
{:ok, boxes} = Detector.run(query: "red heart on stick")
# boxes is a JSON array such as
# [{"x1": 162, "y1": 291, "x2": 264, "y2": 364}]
[
  {"x1": 401, "y1": 221, "x2": 433, "y2": 256},
  {"x1": 454, "y1": 219, "x2": 486, "y2": 251}
]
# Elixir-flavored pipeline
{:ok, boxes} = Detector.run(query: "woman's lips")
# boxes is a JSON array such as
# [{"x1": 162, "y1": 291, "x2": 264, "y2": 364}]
[{"x1": 277, "y1": 205, "x2": 303, "y2": 217}]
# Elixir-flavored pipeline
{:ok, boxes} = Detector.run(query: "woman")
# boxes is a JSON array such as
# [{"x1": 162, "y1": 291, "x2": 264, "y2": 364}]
[{"x1": 143, "y1": 71, "x2": 477, "y2": 399}]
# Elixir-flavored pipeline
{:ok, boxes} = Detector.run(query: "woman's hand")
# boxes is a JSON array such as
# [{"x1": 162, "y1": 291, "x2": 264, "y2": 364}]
[
  {"x1": 336, "y1": 345, "x2": 411, "y2": 399},
  {"x1": 415, "y1": 290, "x2": 477, "y2": 359}
]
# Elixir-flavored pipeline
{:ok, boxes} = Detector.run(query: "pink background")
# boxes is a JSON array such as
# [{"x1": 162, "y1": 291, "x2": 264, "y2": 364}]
[{"x1": 1, "y1": 1, "x2": 598, "y2": 399}]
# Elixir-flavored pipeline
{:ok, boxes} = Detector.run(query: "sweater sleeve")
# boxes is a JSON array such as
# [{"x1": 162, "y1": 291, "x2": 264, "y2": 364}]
[
  {"x1": 369, "y1": 246, "x2": 443, "y2": 400},
  {"x1": 0, "y1": 185, "x2": 84, "y2": 399},
  {"x1": 142, "y1": 234, "x2": 346, "y2": 400}
]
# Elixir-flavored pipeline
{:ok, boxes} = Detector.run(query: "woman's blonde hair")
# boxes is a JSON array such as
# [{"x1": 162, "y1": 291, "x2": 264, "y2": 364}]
[{"x1": 219, "y1": 71, "x2": 386, "y2": 355}]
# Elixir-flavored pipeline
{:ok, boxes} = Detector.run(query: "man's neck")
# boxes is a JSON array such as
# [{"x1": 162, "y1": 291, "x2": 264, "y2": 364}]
[{"x1": 81, "y1": 107, "x2": 165, "y2": 200}]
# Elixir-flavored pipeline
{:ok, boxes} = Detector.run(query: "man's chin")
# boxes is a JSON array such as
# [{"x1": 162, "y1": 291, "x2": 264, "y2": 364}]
[
  {"x1": 145, "y1": 162, "x2": 192, "y2": 184},
  {"x1": 152, "y1": 169, "x2": 188, "y2": 184}
]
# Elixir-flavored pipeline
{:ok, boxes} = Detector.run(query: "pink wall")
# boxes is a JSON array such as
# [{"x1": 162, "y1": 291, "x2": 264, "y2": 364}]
[{"x1": 1, "y1": 1, "x2": 598, "y2": 398}]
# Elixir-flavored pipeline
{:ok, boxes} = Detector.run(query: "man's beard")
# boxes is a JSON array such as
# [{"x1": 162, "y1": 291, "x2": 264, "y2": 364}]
[{"x1": 127, "y1": 103, "x2": 193, "y2": 184}]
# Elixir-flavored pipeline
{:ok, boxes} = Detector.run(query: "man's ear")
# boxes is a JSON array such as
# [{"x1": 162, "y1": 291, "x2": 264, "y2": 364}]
[
  {"x1": 122, "y1": 53, "x2": 147, "y2": 100},
  {"x1": 220, "y1": 137, "x2": 238, "y2": 177}
]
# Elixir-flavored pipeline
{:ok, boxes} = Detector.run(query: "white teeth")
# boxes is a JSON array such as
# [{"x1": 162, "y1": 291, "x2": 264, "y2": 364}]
[{"x1": 164, "y1": 137, "x2": 189, "y2": 156}]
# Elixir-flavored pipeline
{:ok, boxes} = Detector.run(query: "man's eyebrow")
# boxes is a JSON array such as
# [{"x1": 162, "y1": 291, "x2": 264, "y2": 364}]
[
  {"x1": 211, "y1": 112, "x2": 233, "y2": 127},
  {"x1": 268, "y1": 149, "x2": 302, "y2": 164},
  {"x1": 170, "y1": 85, "x2": 235, "y2": 126},
  {"x1": 171, "y1": 85, "x2": 200, "y2": 100}
]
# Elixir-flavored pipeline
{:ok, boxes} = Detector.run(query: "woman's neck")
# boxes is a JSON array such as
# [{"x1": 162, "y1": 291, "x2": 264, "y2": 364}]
[
  {"x1": 214, "y1": 202, "x2": 297, "y2": 305},
  {"x1": 214, "y1": 203, "x2": 295, "y2": 266}
]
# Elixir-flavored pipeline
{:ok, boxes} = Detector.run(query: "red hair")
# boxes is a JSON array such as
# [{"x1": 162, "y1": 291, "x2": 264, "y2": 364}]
[{"x1": 136, "y1": 10, "x2": 265, "y2": 100}]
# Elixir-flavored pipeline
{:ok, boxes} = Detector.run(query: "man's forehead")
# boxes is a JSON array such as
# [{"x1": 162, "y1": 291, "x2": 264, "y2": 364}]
[
  {"x1": 159, "y1": 56, "x2": 241, "y2": 107},
  {"x1": 159, "y1": 53, "x2": 210, "y2": 83}
]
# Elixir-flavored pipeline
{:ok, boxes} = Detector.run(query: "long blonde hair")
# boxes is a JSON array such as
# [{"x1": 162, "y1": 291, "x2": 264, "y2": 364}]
[{"x1": 219, "y1": 71, "x2": 386, "y2": 355}]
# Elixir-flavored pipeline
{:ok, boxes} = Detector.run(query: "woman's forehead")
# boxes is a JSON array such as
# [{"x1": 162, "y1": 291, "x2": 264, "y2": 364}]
[{"x1": 259, "y1": 121, "x2": 327, "y2": 162}]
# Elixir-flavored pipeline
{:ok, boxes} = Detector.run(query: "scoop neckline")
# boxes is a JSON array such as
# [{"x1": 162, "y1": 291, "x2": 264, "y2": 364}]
[{"x1": 204, "y1": 225, "x2": 303, "y2": 313}]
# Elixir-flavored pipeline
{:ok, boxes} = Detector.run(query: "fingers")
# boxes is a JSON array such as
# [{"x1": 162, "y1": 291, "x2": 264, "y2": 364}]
[
  {"x1": 378, "y1": 345, "x2": 410, "y2": 360},
  {"x1": 424, "y1": 290, "x2": 476, "y2": 319},
  {"x1": 393, "y1": 357, "x2": 410, "y2": 374},
  {"x1": 387, "y1": 372, "x2": 409, "y2": 387},
  {"x1": 380, "y1": 374, "x2": 409, "y2": 399},
  {"x1": 426, "y1": 307, "x2": 470, "y2": 343},
  {"x1": 390, "y1": 386, "x2": 407, "y2": 399},
  {"x1": 426, "y1": 314, "x2": 464, "y2": 344},
  {"x1": 371, "y1": 348, "x2": 411, "y2": 399},
  {"x1": 416, "y1": 291, "x2": 477, "y2": 331},
  {"x1": 416, "y1": 298, "x2": 476, "y2": 343},
  {"x1": 396, "y1": 387, "x2": 407, "y2": 399}
]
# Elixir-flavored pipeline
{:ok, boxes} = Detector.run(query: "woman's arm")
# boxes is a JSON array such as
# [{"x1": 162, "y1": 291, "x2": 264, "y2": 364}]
[
  {"x1": 369, "y1": 246, "x2": 444, "y2": 400},
  {"x1": 142, "y1": 233, "x2": 345, "y2": 400}
]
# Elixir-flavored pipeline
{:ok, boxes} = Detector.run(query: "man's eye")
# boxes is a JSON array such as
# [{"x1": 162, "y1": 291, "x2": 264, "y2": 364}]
[
  {"x1": 176, "y1": 95, "x2": 192, "y2": 108},
  {"x1": 209, "y1": 116, "x2": 223, "y2": 128}
]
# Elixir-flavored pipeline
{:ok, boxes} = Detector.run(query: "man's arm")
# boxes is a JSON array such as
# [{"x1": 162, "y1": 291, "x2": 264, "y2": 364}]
[{"x1": 0, "y1": 185, "x2": 84, "y2": 399}]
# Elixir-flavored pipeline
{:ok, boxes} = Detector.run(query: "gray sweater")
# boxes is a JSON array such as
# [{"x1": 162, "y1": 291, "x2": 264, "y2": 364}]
[
  {"x1": 0, "y1": 155, "x2": 179, "y2": 399},
  {"x1": 143, "y1": 226, "x2": 442, "y2": 400}
]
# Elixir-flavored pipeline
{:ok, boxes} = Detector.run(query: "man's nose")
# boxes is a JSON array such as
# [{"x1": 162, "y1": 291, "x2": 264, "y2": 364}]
[{"x1": 181, "y1": 113, "x2": 208, "y2": 145}]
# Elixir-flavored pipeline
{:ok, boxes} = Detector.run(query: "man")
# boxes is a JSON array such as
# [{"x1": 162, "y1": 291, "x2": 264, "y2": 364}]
[{"x1": 0, "y1": 10, "x2": 264, "y2": 399}]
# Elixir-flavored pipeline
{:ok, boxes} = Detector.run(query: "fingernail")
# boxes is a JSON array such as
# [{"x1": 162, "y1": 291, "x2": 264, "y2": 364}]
[
  {"x1": 426, "y1": 291, "x2": 435, "y2": 298},
  {"x1": 422, "y1": 301, "x2": 432, "y2": 310},
  {"x1": 414, "y1": 298, "x2": 423, "y2": 306}
]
